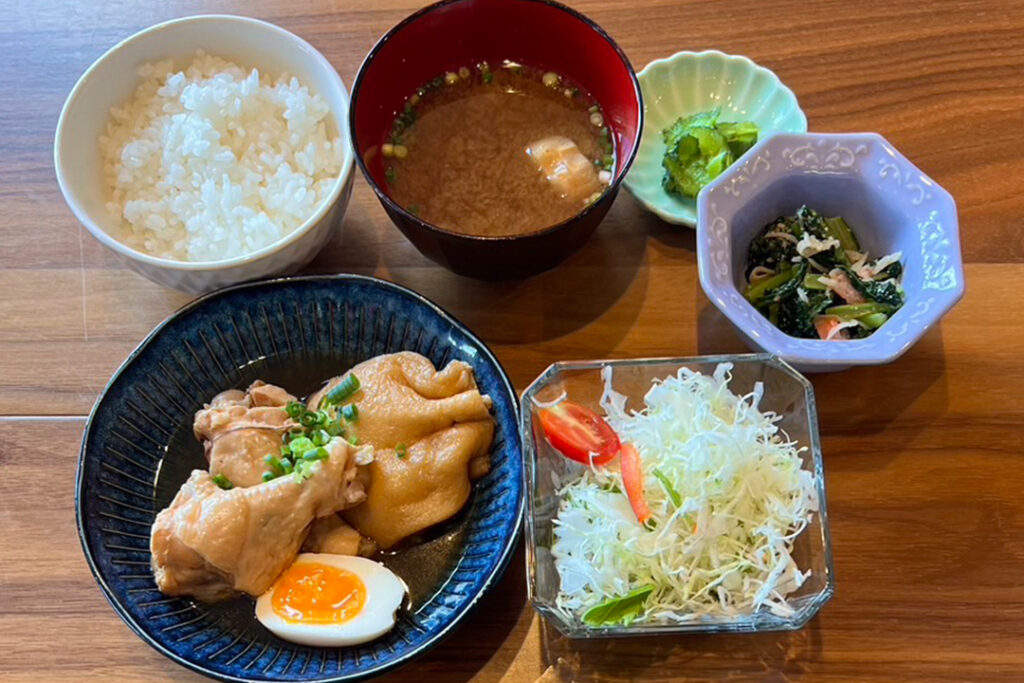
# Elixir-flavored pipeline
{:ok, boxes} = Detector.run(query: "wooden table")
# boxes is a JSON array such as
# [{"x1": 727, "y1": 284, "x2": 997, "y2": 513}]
[{"x1": 3, "y1": 0, "x2": 1023, "y2": 680}]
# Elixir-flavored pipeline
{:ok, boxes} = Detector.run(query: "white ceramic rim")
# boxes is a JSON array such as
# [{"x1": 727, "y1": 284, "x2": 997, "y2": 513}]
[
  {"x1": 623, "y1": 49, "x2": 807, "y2": 227},
  {"x1": 53, "y1": 14, "x2": 356, "y2": 272}
]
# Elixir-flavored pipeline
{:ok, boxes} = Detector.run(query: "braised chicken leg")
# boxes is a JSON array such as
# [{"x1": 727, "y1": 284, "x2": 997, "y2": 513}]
[
  {"x1": 193, "y1": 380, "x2": 296, "y2": 488},
  {"x1": 150, "y1": 437, "x2": 367, "y2": 602}
]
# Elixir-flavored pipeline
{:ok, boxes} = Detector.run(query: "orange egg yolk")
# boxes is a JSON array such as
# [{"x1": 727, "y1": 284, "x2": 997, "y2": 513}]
[{"x1": 271, "y1": 562, "x2": 366, "y2": 624}]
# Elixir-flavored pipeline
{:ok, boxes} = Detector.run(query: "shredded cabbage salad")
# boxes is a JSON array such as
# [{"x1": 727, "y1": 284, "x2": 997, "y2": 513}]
[{"x1": 551, "y1": 363, "x2": 818, "y2": 624}]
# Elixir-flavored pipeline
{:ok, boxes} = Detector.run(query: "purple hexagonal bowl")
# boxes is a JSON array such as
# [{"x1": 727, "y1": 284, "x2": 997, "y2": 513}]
[{"x1": 696, "y1": 132, "x2": 965, "y2": 372}]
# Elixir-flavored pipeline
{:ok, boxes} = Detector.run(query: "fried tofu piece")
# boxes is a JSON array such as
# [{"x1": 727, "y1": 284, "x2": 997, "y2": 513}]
[{"x1": 343, "y1": 421, "x2": 493, "y2": 549}]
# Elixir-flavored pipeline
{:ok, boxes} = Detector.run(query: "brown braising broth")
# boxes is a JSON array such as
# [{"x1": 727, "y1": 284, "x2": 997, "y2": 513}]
[{"x1": 384, "y1": 63, "x2": 614, "y2": 237}]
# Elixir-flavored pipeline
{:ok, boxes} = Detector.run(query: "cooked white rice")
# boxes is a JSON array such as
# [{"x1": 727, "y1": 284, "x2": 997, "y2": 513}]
[{"x1": 99, "y1": 50, "x2": 343, "y2": 262}]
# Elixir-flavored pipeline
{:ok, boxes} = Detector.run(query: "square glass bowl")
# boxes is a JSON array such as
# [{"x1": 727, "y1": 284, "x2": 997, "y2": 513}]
[{"x1": 521, "y1": 353, "x2": 834, "y2": 636}]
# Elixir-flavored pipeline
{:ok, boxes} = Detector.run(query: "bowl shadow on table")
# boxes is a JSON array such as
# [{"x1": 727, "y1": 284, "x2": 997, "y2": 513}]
[
  {"x1": 376, "y1": 539, "x2": 532, "y2": 683},
  {"x1": 305, "y1": 201, "x2": 387, "y2": 277},
  {"x1": 637, "y1": 198, "x2": 698, "y2": 257},
  {"x1": 376, "y1": 204, "x2": 650, "y2": 351},
  {"x1": 810, "y1": 327, "x2": 948, "y2": 473},
  {"x1": 539, "y1": 617, "x2": 824, "y2": 681},
  {"x1": 696, "y1": 294, "x2": 949, "y2": 472}
]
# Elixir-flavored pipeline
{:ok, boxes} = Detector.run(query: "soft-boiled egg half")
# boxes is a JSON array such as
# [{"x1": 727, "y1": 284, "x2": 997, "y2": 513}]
[{"x1": 255, "y1": 553, "x2": 407, "y2": 647}]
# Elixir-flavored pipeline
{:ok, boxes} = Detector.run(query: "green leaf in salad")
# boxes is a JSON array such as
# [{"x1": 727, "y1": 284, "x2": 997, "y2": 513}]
[
  {"x1": 582, "y1": 584, "x2": 656, "y2": 627},
  {"x1": 652, "y1": 468, "x2": 682, "y2": 507}
]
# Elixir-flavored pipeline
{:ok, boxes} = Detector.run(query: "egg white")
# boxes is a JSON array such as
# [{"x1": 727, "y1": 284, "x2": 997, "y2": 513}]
[{"x1": 255, "y1": 553, "x2": 407, "y2": 647}]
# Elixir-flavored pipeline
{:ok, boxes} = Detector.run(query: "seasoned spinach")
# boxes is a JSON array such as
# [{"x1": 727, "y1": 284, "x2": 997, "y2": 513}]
[
  {"x1": 839, "y1": 265, "x2": 905, "y2": 308},
  {"x1": 743, "y1": 206, "x2": 905, "y2": 340}
]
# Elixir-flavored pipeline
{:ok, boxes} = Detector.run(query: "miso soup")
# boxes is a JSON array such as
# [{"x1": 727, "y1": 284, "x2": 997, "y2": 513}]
[{"x1": 382, "y1": 61, "x2": 614, "y2": 237}]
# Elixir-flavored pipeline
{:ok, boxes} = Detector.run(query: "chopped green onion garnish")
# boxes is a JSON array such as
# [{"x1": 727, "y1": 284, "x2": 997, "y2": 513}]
[
  {"x1": 211, "y1": 474, "x2": 233, "y2": 490},
  {"x1": 341, "y1": 404, "x2": 359, "y2": 422},
  {"x1": 385, "y1": 166, "x2": 396, "y2": 184},
  {"x1": 347, "y1": 435, "x2": 359, "y2": 446},
  {"x1": 285, "y1": 401, "x2": 305, "y2": 419},
  {"x1": 396, "y1": 443, "x2": 407, "y2": 459},
  {"x1": 262, "y1": 471, "x2": 275, "y2": 482},
  {"x1": 302, "y1": 447, "x2": 329, "y2": 461},
  {"x1": 292, "y1": 462, "x2": 314, "y2": 483},
  {"x1": 310, "y1": 429, "x2": 330, "y2": 447},
  {"x1": 279, "y1": 457, "x2": 294, "y2": 474},
  {"x1": 299, "y1": 411, "x2": 319, "y2": 429},
  {"x1": 324, "y1": 374, "x2": 360, "y2": 406},
  {"x1": 325, "y1": 419, "x2": 346, "y2": 437},
  {"x1": 264, "y1": 454, "x2": 284, "y2": 476},
  {"x1": 287, "y1": 436, "x2": 315, "y2": 456}
]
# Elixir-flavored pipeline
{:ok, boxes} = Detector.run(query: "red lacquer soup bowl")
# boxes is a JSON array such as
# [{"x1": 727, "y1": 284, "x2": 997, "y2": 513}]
[{"x1": 349, "y1": 0, "x2": 643, "y2": 280}]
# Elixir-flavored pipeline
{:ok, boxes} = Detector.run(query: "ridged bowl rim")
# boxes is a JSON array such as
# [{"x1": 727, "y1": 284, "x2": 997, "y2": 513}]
[{"x1": 624, "y1": 49, "x2": 807, "y2": 227}]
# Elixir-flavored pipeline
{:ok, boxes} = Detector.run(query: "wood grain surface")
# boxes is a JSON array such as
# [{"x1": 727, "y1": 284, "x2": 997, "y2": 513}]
[{"x1": 2, "y1": 0, "x2": 1023, "y2": 680}]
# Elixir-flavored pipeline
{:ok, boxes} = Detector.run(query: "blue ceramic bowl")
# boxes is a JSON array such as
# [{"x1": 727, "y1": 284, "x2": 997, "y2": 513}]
[
  {"x1": 696, "y1": 132, "x2": 965, "y2": 372},
  {"x1": 76, "y1": 275, "x2": 523, "y2": 681}
]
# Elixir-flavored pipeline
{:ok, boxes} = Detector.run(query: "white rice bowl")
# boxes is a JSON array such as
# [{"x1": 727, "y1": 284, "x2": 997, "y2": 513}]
[{"x1": 99, "y1": 50, "x2": 344, "y2": 262}]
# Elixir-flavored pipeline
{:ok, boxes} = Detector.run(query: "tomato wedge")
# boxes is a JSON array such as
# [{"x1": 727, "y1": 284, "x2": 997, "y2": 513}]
[
  {"x1": 537, "y1": 401, "x2": 621, "y2": 465},
  {"x1": 620, "y1": 443, "x2": 651, "y2": 524}
]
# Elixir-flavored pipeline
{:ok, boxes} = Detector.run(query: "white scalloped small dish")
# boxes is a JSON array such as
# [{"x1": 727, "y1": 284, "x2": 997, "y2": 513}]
[
  {"x1": 696, "y1": 132, "x2": 965, "y2": 372},
  {"x1": 624, "y1": 50, "x2": 807, "y2": 227}
]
